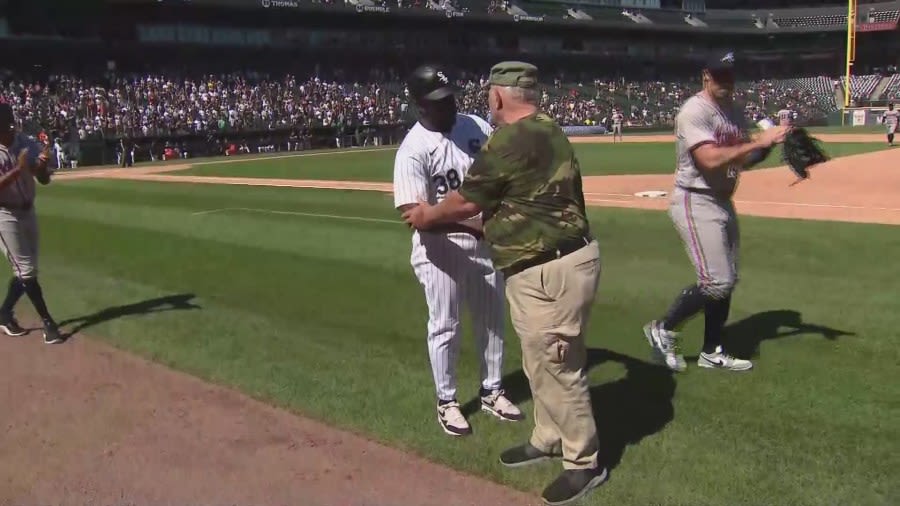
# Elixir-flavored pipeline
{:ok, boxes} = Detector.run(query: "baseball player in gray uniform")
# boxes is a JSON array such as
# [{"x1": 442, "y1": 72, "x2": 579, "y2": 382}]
[
  {"x1": 643, "y1": 52, "x2": 788, "y2": 372},
  {"x1": 0, "y1": 103, "x2": 63, "y2": 344}
]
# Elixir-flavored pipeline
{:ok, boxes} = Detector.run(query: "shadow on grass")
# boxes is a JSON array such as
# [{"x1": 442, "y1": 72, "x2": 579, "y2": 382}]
[
  {"x1": 58, "y1": 293, "x2": 201, "y2": 338},
  {"x1": 720, "y1": 309, "x2": 855, "y2": 360},
  {"x1": 462, "y1": 347, "x2": 675, "y2": 471},
  {"x1": 458, "y1": 311, "x2": 852, "y2": 470}
]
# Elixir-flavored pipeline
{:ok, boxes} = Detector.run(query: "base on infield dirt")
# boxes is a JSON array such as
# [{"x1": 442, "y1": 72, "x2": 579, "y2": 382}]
[
  {"x1": 0, "y1": 325, "x2": 542, "y2": 506},
  {"x1": 634, "y1": 190, "x2": 668, "y2": 198}
]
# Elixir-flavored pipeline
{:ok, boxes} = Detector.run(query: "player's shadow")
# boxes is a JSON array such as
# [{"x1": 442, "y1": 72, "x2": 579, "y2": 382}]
[
  {"x1": 461, "y1": 347, "x2": 676, "y2": 471},
  {"x1": 707, "y1": 309, "x2": 854, "y2": 360},
  {"x1": 57, "y1": 293, "x2": 201, "y2": 339}
]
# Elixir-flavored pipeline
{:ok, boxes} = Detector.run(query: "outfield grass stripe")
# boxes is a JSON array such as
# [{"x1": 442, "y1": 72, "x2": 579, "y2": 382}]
[
  {"x1": 191, "y1": 207, "x2": 401, "y2": 224},
  {"x1": 171, "y1": 142, "x2": 891, "y2": 181},
  {"x1": 38, "y1": 202, "x2": 412, "y2": 272},
  {"x1": 30, "y1": 179, "x2": 900, "y2": 506}
]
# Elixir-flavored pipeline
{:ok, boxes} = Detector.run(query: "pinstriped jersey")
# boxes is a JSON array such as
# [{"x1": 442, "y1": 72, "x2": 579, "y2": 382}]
[
  {"x1": 393, "y1": 113, "x2": 493, "y2": 238},
  {"x1": 393, "y1": 113, "x2": 493, "y2": 210},
  {"x1": 0, "y1": 133, "x2": 40, "y2": 207}
]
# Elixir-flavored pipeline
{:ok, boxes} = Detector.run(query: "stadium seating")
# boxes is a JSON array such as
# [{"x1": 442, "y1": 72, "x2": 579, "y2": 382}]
[
  {"x1": 843, "y1": 74, "x2": 883, "y2": 101},
  {"x1": 772, "y1": 13, "x2": 846, "y2": 28},
  {"x1": 882, "y1": 74, "x2": 900, "y2": 101},
  {"x1": 5, "y1": 67, "x2": 896, "y2": 141},
  {"x1": 767, "y1": 77, "x2": 839, "y2": 113},
  {"x1": 865, "y1": 9, "x2": 900, "y2": 23}
]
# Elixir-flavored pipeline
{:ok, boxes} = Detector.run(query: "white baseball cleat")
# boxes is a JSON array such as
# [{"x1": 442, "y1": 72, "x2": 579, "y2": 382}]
[
  {"x1": 437, "y1": 401, "x2": 472, "y2": 436},
  {"x1": 644, "y1": 320, "x2": 687, "y2": 372},
  {"x1": 698, "y1": 346, "x2": 753, "y2": 371}
]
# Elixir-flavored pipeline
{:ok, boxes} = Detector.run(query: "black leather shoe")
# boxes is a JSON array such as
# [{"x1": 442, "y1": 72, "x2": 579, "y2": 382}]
[
  {"x1": 541, "y1": 467, "x2": 609, "y2": 506},
  {"x1": 499, "y1": 443, "x2": 561, "y2": 468}
]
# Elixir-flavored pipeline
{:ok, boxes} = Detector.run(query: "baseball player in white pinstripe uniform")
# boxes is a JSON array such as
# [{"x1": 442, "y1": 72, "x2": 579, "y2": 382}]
[{"x1": 393, "y1": 64, "x2": 523, "y2": 436}]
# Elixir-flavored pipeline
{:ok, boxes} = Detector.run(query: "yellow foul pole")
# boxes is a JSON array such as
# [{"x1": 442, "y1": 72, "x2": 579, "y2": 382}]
[{"x1": 844, "y1": 0, "x2": 857, "y2": 109}]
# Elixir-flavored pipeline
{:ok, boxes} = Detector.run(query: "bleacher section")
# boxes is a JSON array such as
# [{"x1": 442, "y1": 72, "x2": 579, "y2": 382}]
[
  {"x1": 702, "y1": 1, "x2": 900, "y2": 30},
  {"x1": 770, "y1": 77, "x2": 839, "y2": 113},
  {"x1": 772, "y1": 13, "x2": 846, "y2": 28},
  {"x1": 845, "y1": 74, "x2": 883, "y2": 101},
  {"x1": 882, "y1": 74, "x2": 900, "y2": 101},
  {"x1": 865, "y1": 9, "x2": 900, "y2": 23},
  {"x1": 509, "y1": 0, "x2": 899, "y2": 29}
]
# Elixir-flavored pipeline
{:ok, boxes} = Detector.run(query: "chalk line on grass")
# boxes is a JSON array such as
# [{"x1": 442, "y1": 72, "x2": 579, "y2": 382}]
[
  {"x1": 192, "y1": 207, "x2": 401, "y2": 224},
  {"x1": 190, "y1": 147, "x2": 397, "y2": 166}
]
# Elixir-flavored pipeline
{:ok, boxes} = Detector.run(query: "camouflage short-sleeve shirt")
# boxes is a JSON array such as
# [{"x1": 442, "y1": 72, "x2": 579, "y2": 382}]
[{"x1": 458, "y1": 112, "x2": 590, "y2": 273}]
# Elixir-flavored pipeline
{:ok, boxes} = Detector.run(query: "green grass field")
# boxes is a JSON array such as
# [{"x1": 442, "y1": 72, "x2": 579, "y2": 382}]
[
  {"x1": 34, "y1": 162, "x2": 900, "y2": 506},
  {"x1": 173, "y1": 141, "x2": 889, "y2": 182}
]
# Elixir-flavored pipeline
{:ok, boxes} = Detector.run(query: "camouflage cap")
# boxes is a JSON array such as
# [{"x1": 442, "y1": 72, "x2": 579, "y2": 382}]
[{"x1": 486, "y1": 61, "x2": 539, "y2": 89}]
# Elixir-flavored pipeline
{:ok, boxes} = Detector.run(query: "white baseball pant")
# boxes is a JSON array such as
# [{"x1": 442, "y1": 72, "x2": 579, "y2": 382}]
[{"x1": 411, "y1": 231, "x2": 505, "y2": 401}]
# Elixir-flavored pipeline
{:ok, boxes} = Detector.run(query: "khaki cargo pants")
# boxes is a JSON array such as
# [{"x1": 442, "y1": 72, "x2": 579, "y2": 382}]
[{"x1": 505, "y1": 240, "x2": 601, "y2": 470}]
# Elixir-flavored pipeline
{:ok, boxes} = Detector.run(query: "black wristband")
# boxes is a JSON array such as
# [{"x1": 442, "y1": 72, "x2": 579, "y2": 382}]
[{"x1": 745, "y1": 146, "x2": 772, "y2": 167}]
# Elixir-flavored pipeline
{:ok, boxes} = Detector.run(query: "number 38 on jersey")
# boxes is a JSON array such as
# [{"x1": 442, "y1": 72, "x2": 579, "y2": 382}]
[{"x1": 433, "y1": 168, "x2": 462, "y2": 197}]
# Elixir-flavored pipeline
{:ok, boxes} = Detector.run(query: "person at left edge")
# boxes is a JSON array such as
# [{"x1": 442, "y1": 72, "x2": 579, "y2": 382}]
[{"x1": 0, "y1": 103, "x2": 63, "y2": 344}]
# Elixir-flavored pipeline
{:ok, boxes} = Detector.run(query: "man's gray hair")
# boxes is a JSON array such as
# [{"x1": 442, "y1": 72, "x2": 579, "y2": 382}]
[{"x1": 498, "y1": 85, "x2": 540, "y2": 105}]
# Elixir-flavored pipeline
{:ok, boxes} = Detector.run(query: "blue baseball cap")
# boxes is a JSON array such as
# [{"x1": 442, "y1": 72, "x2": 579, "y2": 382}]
[{"x1": 704, "y1": 51, "x2": 736, "y2": 72}]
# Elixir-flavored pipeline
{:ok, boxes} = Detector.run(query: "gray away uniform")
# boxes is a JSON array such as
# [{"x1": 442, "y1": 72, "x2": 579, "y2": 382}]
[
  {"x1": 670, "y1": 93, "x2": 748, "y2": 300},
  {"x1": 0, "y1": 135, "x2": 40, "y2": 279},
  {"x1": 0, "y1": 104, "x2": 61, "y2": 343}
]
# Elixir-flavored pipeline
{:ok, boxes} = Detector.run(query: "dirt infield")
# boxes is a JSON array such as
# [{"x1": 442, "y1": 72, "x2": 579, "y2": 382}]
[
  {"x1": 13, "y1": 134, "x2": 896, "y2": 506},
  {"x1": 0, "y1": 329, "x2": 540, "y2": 506},
  {"x1": 56, "y1": 138, "x2": 900, "y2": 226}
]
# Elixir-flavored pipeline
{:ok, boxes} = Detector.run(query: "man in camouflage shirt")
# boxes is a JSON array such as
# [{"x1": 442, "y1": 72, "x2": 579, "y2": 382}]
[{"x1": 403, "y1": 61, "x2": 607, "y2": 506}]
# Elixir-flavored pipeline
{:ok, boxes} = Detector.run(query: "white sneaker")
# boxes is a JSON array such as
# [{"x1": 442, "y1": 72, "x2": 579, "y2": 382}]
[
  {"x1": 698, "y1": 346, "x2": 753, "y2": 371},
  {"x1": 437, "y1": 401, "x2": 471, "y2": 436},
  {"x1": 481, "y1": 389, "x2": 525, "y2": 421},
  {"x1": 643, "y1": 320, "x2": 687, "y2": 372}
]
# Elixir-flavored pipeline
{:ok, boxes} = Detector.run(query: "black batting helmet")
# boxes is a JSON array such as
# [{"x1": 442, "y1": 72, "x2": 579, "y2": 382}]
[{"x1": 408, "y1": 64, "x2": 457, "y2": 101}]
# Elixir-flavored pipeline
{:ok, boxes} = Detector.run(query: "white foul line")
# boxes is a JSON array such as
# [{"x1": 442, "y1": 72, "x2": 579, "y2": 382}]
[
  {"x1": 190, "y1": 147, "x2": 396, "y2": 166},
  {"x1": 191, "y1": 207, "x2": 400, "y2": 224},
  {"x1": 583, "y1": 192, "x2": 900, "y2": 212}
]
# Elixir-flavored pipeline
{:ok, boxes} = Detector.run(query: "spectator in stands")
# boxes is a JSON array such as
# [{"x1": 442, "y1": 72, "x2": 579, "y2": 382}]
[{"x1": 0, "y1": 66, "x2": 874, "y2": 141}]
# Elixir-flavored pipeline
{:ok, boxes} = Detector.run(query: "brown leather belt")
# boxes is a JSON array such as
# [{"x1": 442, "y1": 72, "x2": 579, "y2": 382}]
[{"x1": 503, "y1": 235, "x2": 592, "y2": 278}]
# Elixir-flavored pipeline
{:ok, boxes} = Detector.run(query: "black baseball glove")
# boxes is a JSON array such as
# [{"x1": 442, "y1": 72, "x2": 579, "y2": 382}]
[{"x1": 782, "y1": 127, "x2": 829, "y2": 181}]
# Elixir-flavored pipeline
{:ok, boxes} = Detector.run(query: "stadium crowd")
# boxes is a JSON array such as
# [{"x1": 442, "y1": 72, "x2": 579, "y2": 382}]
[{"x1": 0, "y1": 66, "x2": 860, "y2": 145}]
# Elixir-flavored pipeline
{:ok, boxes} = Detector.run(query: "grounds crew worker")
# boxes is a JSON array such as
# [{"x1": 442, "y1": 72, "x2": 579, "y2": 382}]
[{"x1": 403, "y1": 61, "x2": 607, "y2": 506}]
